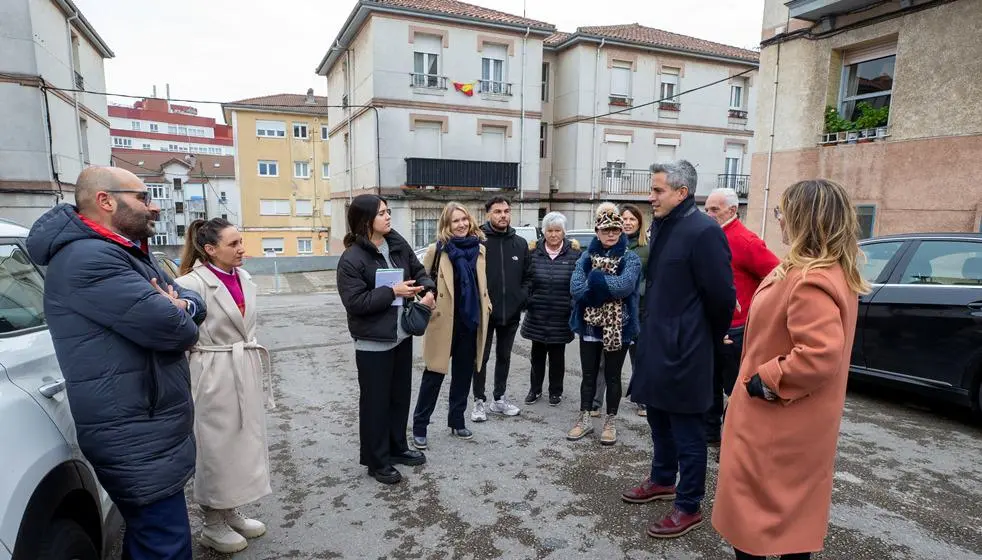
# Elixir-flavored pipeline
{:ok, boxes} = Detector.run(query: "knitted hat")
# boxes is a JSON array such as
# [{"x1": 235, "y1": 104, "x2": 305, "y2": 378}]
[{"x1": 594, "y1": 202, "x2": 623, "y2": 230}]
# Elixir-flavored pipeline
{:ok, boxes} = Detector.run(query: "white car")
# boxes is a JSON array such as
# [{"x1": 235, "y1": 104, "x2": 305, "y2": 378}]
[{"x1": 0, "y1": 219, "x2": 121, "y2": 560}]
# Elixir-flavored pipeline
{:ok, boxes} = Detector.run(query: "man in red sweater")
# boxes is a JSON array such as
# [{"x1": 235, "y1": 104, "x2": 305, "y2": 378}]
[{"x1": 703, "y1": 188, "x2": 780, "y2": 445}]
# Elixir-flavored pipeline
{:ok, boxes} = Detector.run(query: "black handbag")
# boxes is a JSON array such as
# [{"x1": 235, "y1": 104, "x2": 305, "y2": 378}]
[{"x1": 400, "y1": 247, "x2": 440, "y2": 336}]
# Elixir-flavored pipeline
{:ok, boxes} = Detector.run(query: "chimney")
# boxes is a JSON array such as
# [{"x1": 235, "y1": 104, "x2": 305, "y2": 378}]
[
  {"x1": 165, "y1": 83, "x2": 171, "y2": 113},
  {"x1": 305, "y1": 87, "x2": 316, "y2": 105},
  {"x1": 152, "y1": 85, "x2": 157, "y2": 98}
]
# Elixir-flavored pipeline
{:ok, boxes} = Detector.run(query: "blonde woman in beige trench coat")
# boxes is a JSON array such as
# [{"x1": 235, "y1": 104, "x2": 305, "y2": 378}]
[{"x1": 175, "y1": 218, "x2": 273, "y2": 554}]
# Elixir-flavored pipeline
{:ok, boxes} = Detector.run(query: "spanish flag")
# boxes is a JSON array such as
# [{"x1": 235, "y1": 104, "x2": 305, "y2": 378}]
[{"x1": 453, "y1": 81, "x2": 475, "y2": 96}]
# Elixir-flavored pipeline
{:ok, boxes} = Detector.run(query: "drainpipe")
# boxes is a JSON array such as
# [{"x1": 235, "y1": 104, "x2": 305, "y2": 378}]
[
  {"x1": 66, "y1": 10, "x2": 83, "y2": 168},
  {"x1": 519, "y1": 26, "x2": 529, "y2": 222},
  {"x1": 345, "y1": 46, "x2": 354, "y2": 204},
  {"x1": 761, "y1": 14, "x2": 789, "y2": 238},
  {"x1": 590, "y1": 38, "x2": 606, "y2": 203}
]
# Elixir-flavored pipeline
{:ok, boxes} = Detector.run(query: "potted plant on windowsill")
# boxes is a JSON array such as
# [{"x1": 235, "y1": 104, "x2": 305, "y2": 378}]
[
  {"x1": 854, "y1": 102, "x2": 890, "y2": 143},
  {"x1": 823, "y1": 106, "x2": 852, "y2": 144}
]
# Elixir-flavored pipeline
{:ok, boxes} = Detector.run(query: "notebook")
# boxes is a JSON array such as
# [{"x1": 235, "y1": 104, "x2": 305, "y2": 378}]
[{"x1": 375, "y1": 268, "x2": 404, "y2": 306}]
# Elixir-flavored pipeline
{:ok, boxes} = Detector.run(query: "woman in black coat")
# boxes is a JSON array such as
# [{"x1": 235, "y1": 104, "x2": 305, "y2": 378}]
[
  {"x1": 337, "y1": 194, "x2": 435, "y2": 485},
  {"x1": 521, "y1": 211, "x2": 582, "y2": 406}
]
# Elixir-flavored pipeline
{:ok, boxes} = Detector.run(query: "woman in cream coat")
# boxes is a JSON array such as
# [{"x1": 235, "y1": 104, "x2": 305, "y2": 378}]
[{"x1": 176, "y1": 218, "x2": 272, "y2": 554}]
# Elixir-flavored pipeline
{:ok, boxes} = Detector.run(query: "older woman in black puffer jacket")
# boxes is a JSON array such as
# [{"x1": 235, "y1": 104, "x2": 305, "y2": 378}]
[{"x1": 521, "y1": 211, "x2": 582, "y2": 406}]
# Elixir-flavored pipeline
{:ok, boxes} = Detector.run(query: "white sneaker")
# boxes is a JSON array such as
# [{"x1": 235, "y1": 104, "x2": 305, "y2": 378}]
[
  {"x1": 471, "y1": 399, "x2": 488, "y2": 422},
  {"x1": 490, "y1": 398, "x2": 520, "y2": 416},
  {"x1": 226, "y1": 508, "x2": 267, "y2": 539},
  {"x1": 200, "y1": 509, "x2": 248, "y2": 553}
]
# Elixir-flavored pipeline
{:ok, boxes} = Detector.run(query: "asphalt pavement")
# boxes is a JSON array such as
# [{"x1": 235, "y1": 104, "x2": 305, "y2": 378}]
[{"x1": 183, "y1": 292, "x2": 982, "y2": 559}]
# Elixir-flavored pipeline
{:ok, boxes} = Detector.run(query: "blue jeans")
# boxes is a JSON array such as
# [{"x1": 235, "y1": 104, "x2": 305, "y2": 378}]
[
  {"x1": 647, "y1": 409, "x2": 707, "y2": 515},
  {"x1": 117, "y1": 490, "x2": 192, "y2": 560}
]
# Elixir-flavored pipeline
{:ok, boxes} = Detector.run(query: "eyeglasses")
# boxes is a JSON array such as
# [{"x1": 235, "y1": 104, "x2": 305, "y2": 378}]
[
  {"x1": 104, "y1": 190, "x2": 152, "y2": 206},
  {"x1": 599, "y1": 227, "x2": 622, "y2": 234},
  {"x1": 773, "y1": 206, "x2": 783, "y2": 221}
]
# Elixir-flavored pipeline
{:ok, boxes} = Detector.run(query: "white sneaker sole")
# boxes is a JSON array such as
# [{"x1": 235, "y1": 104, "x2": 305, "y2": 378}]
[
  {"x1": 490, "y1": 408, "x2": 520, "y2": 417},
  {"x1": 230, "y1": 524, "x2": 266, "y2": 539},
  {"x1": 471, "y1": 414, "x2": 487, "y2": 422}
]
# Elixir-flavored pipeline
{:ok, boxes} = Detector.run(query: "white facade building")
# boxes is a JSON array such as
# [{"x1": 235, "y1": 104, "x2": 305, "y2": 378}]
[
  {"x1": 0, "y1": 0, "x2": 113, "y2": 226},
  {"x1": 317, "y1": 0, "x2": 759, "y2": 247}
]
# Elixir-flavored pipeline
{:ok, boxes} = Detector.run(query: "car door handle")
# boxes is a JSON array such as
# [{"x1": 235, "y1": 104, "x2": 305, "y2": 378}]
[
  {"x1": 39, "y1": 378, "x2": 66, "y2": 398},
  {"x1": 968, "y1": 302, "x2": 982, "y2": 310}
]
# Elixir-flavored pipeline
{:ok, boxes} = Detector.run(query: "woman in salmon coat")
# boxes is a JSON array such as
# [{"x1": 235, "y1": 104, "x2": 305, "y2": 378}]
[
  {"x1": 176, "y1": 218, "x2": 273, "y2": 554},
  {"x1": 712, "y1": 179, "x2": 870, "y2": 560}
]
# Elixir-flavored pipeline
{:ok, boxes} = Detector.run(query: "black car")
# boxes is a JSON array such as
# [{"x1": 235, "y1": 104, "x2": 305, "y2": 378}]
[{"x1": 852, "y1": 233, "x2": 982, "y2": 417}]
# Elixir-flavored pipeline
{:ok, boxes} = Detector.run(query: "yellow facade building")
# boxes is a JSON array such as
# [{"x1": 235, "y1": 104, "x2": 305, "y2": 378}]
[{"x1": 222, "y1": 90, "x2": 331, "y2": 257}]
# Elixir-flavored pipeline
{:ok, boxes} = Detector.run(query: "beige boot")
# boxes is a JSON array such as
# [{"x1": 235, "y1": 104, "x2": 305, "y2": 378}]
[
  {"x1": 600, "y1": 414, "x2": 617, "y2": 446},
  {"x1": 200, "y1": 507, "x2": 248, "y2": 553},
  {"x1": 566, "y1": 411, "x2": 594, "y2": 441},
  {"x1": 226, "y1": 508, "x2": 267, "y2": 539}
]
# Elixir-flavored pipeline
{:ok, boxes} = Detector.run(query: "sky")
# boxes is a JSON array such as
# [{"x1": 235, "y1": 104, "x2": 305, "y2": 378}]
[{"x1": 73, "y1": 0, "x2": 765, "y2": 122}]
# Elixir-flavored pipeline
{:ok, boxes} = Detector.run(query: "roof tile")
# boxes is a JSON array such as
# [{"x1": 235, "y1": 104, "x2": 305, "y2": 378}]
[
  {"x1": 223, "y1": 93, "x2": 330, "y2": 116},
  {"x1": 576, "y1": 23, "x2": 758, "y2": 62},
  {"x1": 111, "y1": 149, "x2": 236, "y2": 178},
  {"x1": 373, "y1": 0, "x2": 554, "y2": 29}
]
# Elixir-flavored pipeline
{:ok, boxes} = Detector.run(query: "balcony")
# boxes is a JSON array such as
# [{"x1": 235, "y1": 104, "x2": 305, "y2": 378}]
[
  {"x1": 786, "y1": 0, "x2": 881, "y2": 21},
  {"x1": 597, "y1": 167, "x2": 651, "y2": 196},
  {"x1": 405, "y1": 158, "x2": 518, "y2": 189},
  {"x1": 659, "y1": 101, "x2": 681, "y2": 112},
  {"x1": 718, "y1": 174, "x2": 750, "y2": 198},
  {"x1": 478, "y1": 80, "x2": 512, "y2": 96},
  {"x1": 410, "y1": 73, "x2": 447, "y2": 90},
  {"x1": 609, "y1": 95, "x2": 633, "y2": 107},
  {"x1": 728, "y1": 109, "x2": 748, "y2": 119},
  {"x1": 74, "y1": 71, "x2": 84, "y2": 89}
]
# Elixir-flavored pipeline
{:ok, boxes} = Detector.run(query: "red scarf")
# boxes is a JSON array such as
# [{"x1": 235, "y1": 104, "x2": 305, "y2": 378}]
[{"x1": 78, "y1": 213, "x2": 149, "y2": 254}]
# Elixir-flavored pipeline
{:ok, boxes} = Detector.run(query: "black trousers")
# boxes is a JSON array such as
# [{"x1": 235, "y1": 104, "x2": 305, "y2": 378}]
[
  {"x1": 707, "y1": 326, "x2": 745, "y2": 441},
  {"x1": 474, "y1": 322, "x2": 519, "y2": 402},
  {"x1": 355, "y1": 338, "x2": 413, "y2": 471},
  {"x1": 735, "y1": 549, "x2": 811, "y2": 560},
  {"x1": 579, "y1": 341, "x2": 628, "y2": 415},
  {"x1": 529, "y1": 341, "x2": 566, "y2": 397},
  {"x1": 413, "y1": 326, "x2": 477, "y2": 435}
]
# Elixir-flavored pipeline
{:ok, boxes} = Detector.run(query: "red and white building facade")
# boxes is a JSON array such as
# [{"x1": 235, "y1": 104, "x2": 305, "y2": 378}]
[{"x1": 109, "y1": 98, "x2": 235, "y2": 155}]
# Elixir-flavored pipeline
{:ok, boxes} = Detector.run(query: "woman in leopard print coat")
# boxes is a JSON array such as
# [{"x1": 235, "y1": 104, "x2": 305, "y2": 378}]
[{"x1": 566, "y1": 203, "x2": 641, "y2": 446}]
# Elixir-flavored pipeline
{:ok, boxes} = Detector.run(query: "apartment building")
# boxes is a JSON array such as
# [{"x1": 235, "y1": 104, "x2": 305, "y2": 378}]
[
  {"x1": 316, "y1": 0, "x2": 758, "y2": 248},
  {"x1": 111, "y1": 151, "x2": 239, "y2": 248},
  {"x1": 750, "y1": 0, "x2": 982, "y2": 250},
  {"x1": 109, "y1": 97, "x2": 235, "y2": 156},
  {"x1": 0, "y1": 0, "x2": 113, "y2": 226},
  {"x1": 221, "y1": 90, "x2": 332, "y2": 257}
]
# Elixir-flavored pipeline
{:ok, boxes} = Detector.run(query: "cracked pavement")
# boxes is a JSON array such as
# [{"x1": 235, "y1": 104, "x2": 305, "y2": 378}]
[{"x1": 186, "y1": 292, "x2": 982, "y2": 559}]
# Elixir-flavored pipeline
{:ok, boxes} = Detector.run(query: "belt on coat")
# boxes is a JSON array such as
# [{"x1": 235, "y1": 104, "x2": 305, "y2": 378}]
[{"x1": 191, "y1": 339, "x2": 275, "y2": 429}]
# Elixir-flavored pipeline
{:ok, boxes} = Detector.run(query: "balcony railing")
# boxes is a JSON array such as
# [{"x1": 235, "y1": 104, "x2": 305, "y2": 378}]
[
  {"x1": 406, "y1": 158, "x2": 518, "y2": 189},
  {"x1": 609, "y1": 95, "x2": 633, "y2": 107},
  {"x1": 74, "y1": 71, "x2": 84, "y2": 89},
  {"x1": 728, "y1": 109, "x2": 748, "y2": 119},
  {"x1": 478, "y1": 80, "x2": 512, "y2": 96},
  {"x1": 659, "y1": 101, "x2": 681, "y2": 111},
  {"x1": 718, "y1": 174, "x2": 750, "y2": 198},
  {"x1": 597, "y1": 167, "x2": 651, "y2": 196},
  {"x1": 409, "y1": 73, "x2": 448, "y2": 90}
]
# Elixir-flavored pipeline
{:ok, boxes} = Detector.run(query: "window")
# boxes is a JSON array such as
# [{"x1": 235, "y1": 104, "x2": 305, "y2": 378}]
[
  {"x1": 323, "y1": 201, "x2": 332, "y2": 217},
  {"x1": 258, "y1": 160, "x2": 279, "y2": 177},
  {"x1": 611, "y1": 61, "x2": 632, "y2": 98},
  {"x1": 480, "y1": 126, "x2": 506, "y2": 162},
  {"x1": 295, "y1": 199, "x2": 313, "y2": 216},
  {"x1": 151, "y1": 233, "x2": 168, "y2": 246},
  {"x1": 322, "y1": 163, "x2": 330, "y2": 178},
  {"x1": 149, "y1": 123, "x2": 159, "y2": 133},
  {"x1": 166, "y1": 143, "x2": 183, "y2": 152},
  {"x1": 259, "y1": 199, "x2": 291, "y2": 215},
  {"x1": 221, "y1": 214, "x2": 228, "y2": 220},
  {"x1": 840, "y1": 48, "x2": 895, "y2": 121},
  {"x1": 604, "y1": 139, "x2": 629, "y2": 178},
  {"x1": 413, "y1": 121, "x2": 442, "y2": 158},
  {"x1": 297, "y1": 238, "x2": 313, "y2": 254},
  {"x1": 173, "y1": 178, "x2": 182, "y2": 190},
  {"x1": 175, "y1": 201, "x2": 184, "y2": 213},
  {"x1": 413, "y1": 33, "x2": 442, "y2": 88},
  {"x1": 176, "y1": 225, "x2": 186, "y2": 237},
  {"x1": 856, "y1": 205, "x2": 876, "y2": 239},
  {"x1": 141, "y1": 143, "x2": 151, "y2": 150},
  {"x1": 414, "y1": 219, "x2": 438, "y2": 248},
  {"x1": 480, "y1": 44, "x2": 507, "y2": 94},
  {"x1": 113, "y1": 137, "x2": 133, "y2": 148},
  {"x1": 261, "y1": 238, "x2": 284, "y2": 255},
  {"x1": 730, "y1": 84, "x2": 744, "y2": 109},
  {"x1": 539, "y1": 123, "x2": 548, "y2": 158},
  {"x1": 655, "y1": 143, "x2": 676, "y2": 163},
  {"x1": 294, "y1": 161, "x2": 310, "y2": 178},
  {"x1": 321, "y1": 125, "x2": 328, "y2": 140},
  {"x1": 147, "y1": 184, "x2": 166, "y2": 200},
  {"x1": 899, "y1": 241, "x2": 982, "y2": 286},
  {"x1": 131, "y1": 121, "x2": 141, "y2": 131},
  {"x1": 219, "y1": 191, "x2": 227, "y2": 201},
  {"x1": 860, "y1": 241, "x2": 904, "y2": 284},
  {"x1": 0, "y1": 244, "x2": 46, "y2": 333},
  {"x1": 293, "y1": 123, "x2": 308, "y2": 139},
  {"x1": 660, "y1": 68, "x2": 680, "y2": 102},
  {"x1": 724, "y1": 143, "x2": 743, "y2": 178},
  {"x1": 256, "y1": 120, "x2": 286, "y2": 137},
  {"x1": 541, "y1": 62, "x2": 550, "y2": 102}
]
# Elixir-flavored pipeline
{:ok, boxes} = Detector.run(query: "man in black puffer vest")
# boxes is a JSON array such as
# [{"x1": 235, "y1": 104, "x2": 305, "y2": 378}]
[
  {"x1": 471, "y1": 197, "x2": 531, "y2": 422},
  {"x1": 27, "y1": 167, "x2": 206, "y2": 559}
]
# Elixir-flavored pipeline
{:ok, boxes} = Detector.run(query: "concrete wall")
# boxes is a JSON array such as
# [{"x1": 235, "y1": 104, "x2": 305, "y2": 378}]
[
  {"x1": 749, "y1": 0, "x2": 982, "y2": 252},
  {"x1": 241, "y1": 255, "x2": 340, "y2": 274}
]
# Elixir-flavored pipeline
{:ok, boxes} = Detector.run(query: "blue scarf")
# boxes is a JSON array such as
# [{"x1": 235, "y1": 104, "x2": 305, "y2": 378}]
[{"x1": 444, "y1": 235, "x2": 481, "y2": 332}]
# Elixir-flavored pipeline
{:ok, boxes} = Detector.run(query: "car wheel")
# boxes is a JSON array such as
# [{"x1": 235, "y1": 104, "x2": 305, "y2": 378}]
[{"x1": 37, "y1": 519, "x2": 98, "y2": 560}]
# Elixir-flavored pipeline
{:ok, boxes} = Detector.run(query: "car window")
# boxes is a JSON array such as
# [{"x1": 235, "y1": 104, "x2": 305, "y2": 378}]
[
  {"x1": 0, "y1": 243, "x2": 46, "y2": 333},
  {"x1": 899, "y1": 240, "x2": 982, "y2": 285},
  {"x1": 860, "y1": 241, "x2": 904, "y2": 284}
]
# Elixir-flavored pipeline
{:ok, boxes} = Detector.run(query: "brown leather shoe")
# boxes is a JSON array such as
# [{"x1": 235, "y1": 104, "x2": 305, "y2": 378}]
[
  {"x1": 621, "y1": 479, "x2": 676, "y2": 504},
  {"x1": 646, "y1": 507, "x2": 703, "y2": 538}
]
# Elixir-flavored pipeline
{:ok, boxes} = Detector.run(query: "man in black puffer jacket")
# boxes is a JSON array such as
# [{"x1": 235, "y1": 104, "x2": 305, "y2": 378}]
[
  {"x1": 27, "y1": 167, "x2": 206, "y2": 559},
  {"x1": 470, "y1": 197, "x2": 531, "y2": 421}
]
